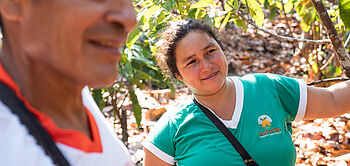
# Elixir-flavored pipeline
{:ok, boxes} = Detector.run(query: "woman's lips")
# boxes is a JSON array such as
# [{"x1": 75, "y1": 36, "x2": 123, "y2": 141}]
[{"x1": 202, "y1": 71, "x2": 219, "y2": 80}]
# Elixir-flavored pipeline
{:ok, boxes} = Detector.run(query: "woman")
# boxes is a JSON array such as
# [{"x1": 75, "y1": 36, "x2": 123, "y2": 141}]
[{"x1": 142, "y1": 19, "x2": 350, "y2": 166}]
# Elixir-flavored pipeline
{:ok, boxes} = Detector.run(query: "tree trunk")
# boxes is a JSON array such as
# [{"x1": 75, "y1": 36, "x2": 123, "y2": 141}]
[{"x1": 311, "y1": 0, "x2": 350, "y2": 77}]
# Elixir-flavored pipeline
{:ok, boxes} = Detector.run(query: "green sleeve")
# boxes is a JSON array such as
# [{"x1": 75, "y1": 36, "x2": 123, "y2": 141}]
[
  {"x1": 271, "y1": 74, "x2": 307, "y2": 122},
  {"x1": 142, "y1": 112, "x2": 177, "y2": 165}
]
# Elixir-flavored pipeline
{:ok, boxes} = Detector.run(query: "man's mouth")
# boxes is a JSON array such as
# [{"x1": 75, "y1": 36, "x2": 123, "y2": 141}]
[
  {"x1": 90, "y1": 40, "x2": 120, "y2": 49},
  {"x1": 89, "y1": 39, "x2": 121, "y2": 56},
  {"x1": 202, "y1": 71, "x2": 219, "y2": 80}
]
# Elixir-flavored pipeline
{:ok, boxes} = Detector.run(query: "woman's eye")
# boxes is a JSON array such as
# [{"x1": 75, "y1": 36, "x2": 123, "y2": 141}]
[{"x1": 206, "y1": 49, "x2": 216, "y2": 56}]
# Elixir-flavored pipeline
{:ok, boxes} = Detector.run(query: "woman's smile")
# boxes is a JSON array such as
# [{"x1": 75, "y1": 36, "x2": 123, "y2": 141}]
[{"x1": 201, "y1": 71, "x2": 219, "y2": 80}]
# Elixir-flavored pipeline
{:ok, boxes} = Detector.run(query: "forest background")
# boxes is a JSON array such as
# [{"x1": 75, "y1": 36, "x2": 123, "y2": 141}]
[{"x1": 90, "y1": 0, "x2": 350, "y2": 165}]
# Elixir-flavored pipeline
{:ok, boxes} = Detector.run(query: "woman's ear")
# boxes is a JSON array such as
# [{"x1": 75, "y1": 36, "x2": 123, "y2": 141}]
[{"x1": 0, "y1": 0, "x2": 22, "y2": 22}]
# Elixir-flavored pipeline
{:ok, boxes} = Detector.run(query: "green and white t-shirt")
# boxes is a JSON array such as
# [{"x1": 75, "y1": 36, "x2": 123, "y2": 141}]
[{"x1": 143, "y1": 73, "x2": 307, "y2": 166}]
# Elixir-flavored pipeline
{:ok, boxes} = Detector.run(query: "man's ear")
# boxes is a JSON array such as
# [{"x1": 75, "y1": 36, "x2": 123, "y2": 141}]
[
  {"x1": 174, "y1": 73, "x2": 183, "y2": 81},
  {"x1": 0, "y1": 0, "x2": 22, "y2": 22}
]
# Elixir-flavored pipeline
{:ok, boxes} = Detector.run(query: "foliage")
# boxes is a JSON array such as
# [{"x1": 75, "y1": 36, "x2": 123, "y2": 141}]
[
  {"x1": 90, "y1": 0, "x2": 350, "y2": 143},
  {"x1": 340, "y1": 0, "x2": 350, "y2": 29}
]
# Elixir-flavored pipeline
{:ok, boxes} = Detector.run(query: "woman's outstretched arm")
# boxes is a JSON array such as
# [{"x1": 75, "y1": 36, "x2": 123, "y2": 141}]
[{"x1": 304, "y1": 81, "x2": 350, "y2": 120}]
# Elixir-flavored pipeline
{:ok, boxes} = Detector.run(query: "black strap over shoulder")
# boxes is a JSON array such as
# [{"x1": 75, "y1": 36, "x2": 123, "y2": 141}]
[
  {"x1": 193, "y1": 99, "x2": 259, "y2": 166},
  {"x1": 0, "y1": 81, "x2": 70, "y2": 166}
]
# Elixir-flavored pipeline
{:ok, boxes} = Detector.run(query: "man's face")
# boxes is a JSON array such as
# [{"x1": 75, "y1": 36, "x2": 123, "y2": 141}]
[{"x1": 19, "y1": 0, "x2": 137, "y2": 87}]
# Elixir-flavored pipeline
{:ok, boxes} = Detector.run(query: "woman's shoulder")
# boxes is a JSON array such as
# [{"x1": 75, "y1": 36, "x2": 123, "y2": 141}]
[
  {"x1": 164, "y1": 101, "x2": 199, "y2": 122},
  {"x1": 231, "y1": 73, "x2": 294, "y2": 85},
  {"x1": 238, "y1": 73, "x2": 280, "y2": 80},
  {"x1": 150, "y1": 100, "x2": 202, "y2": 132}
]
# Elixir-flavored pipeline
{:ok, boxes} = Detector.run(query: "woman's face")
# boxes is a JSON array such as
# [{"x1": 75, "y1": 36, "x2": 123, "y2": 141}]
[{"x1": 174, "y1": 30, "x2": 228, "y2": 96}]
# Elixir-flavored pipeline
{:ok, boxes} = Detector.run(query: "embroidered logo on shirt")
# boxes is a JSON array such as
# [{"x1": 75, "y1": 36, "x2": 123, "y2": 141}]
[
  {"x1": 258, "y1": 115, "x2": 281, "y2": 138},
  {"x1": 258, "y1": 115, "x2": 272, "y2": 129}
]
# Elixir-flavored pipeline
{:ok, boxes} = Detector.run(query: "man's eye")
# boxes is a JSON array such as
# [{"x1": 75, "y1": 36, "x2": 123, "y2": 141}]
[{"x1": 187, "y1": 60, "x2": 196, "y2": 66}]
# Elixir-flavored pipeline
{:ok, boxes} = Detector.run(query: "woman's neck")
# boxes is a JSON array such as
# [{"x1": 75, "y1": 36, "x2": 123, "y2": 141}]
[{"x1": 194, "y1": 78, "x2": 236, "y2": 119}]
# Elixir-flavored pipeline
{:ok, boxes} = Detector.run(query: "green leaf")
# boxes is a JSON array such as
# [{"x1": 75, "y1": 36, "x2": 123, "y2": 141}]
[
  {"x1": 134, "y1": 69, "x2": 153, "y2": 80},
  {"x1": 161, "y1": 0, "x2": 176, "y2": 12},
  {"x1": 234, "y1": 18, "x2": 247, "y2": 31},
  {"x1": 263, "y1": 0, "x2": 268, "y2": 9},
  {"x1": 275, "y1": 1, "x2": 282, "y2": 10},
  {"x1": 247, "y1": 0, "x2": 264, "y2": 27},
  {"x1": 190, "y1": 0, "x2": 215, "y2": 9},
  {"x1": 340, "y1": 0, "x2": 350, "y2": 28},
  {"x1": 300, "y1": 22, "x2": 311, "y2": 32},
  {"x1": 335, "y1": 66, "x2": 343, "y2": 76},
  {"x1": 308, "y1": 56, "x2": 319, "y2": 73},
  {"x1": 203, "y1": 14, "x2": 215, "y2": 26},
  {"x1": 91, "y1": 89, "x2": 105, "y2": 111},
  {"x1": 234, "y1": 0, "x2": 240, "y2": 10},
  {"x1": 126, "y1": 28, "x2": 140, "y2": 49},
  {"x1": 129, "y1": 88, "x2": 142, "y2": 129},
  {"x1": 188, "y1": 8, "x2": 198, "y2": 19},
  {"x1": 142, "y1": 5, "x2": 161, "y2": 30},
  {"x1": 124, "y1": 61, "x2": 134, "y2": 77},
  {"x1": 224, "y1": 0, "x2": 234, "y2": 11},
  {"x1": 220, "y1": 12, "x2": 232, "y2": 29},
  {"x1": 284, "y1": 0, "x2": 293, "y2": 13},
  {"x1": 195, "y1": 10, "x2": 207, "y2": 19},
  {"x1": 268, "y1": 6, "x2": 278, "y2": 21},
  {"x1": 214, "y1": 15, "x2": 225, "y2": 28}
]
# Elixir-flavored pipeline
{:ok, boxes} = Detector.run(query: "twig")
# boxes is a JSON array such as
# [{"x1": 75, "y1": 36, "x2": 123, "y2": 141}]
[
  {"x1": 345, "y1": 34, "x2": 350, "y2": 49},
  {"x1": 280, "y1": 0, "x2": 294, "y2": 38},
  {"x1": 116, "y1": 93, "x2": 129, "y2": 117},
  {"x1": 109, "y1": 88, "x2": 122, "y2": 120},
  {"x1": 320, "y1": 53, "x2": 335, "y2": 71},
  {"x1": 219, "y1": 12, "x2": 230, "y2": 29},
  {"x1": 218, "y1": 0, "x2": 228, "y2": 29},
  {"x1": 245, "y1": 0, "x2": 251, "y2": 20},
  {"x1": 307, "y1": 77, "x2": 349, "y2": 86},
  {"x1": 219, "y1": 0, "x2": 225, "y2": 11},
  {"x1": 225, "y1": 0, "x2": 241, "y2": 13},
  {"x1": 236, "y1": 12, "x2": 331, "y2": 44}
]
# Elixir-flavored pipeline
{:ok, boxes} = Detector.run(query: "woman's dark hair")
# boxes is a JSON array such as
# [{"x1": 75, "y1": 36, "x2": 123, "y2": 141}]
[{"x1": 155, "y1": 19, "x2": 223, "y2": 80}]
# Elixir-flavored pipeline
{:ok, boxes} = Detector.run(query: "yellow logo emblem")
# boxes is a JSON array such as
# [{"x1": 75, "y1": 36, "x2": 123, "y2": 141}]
[{"x1": 258, "y1": 115, "x2": 272, "y2": 129}]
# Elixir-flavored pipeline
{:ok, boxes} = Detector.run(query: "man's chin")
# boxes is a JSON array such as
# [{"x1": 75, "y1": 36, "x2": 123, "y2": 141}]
[{"x1": 87, "y1": 74, "x2": 118, "y2": 88}]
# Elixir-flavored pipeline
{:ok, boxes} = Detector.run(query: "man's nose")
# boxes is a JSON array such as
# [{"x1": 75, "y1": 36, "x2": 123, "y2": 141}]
[{"x1": 105, "y1": 0, "x2": 137, "y2": 33}]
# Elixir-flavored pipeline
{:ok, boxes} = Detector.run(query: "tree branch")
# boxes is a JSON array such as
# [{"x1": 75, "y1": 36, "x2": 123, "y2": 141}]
[
  {"x1": 236, "y1": 12, "x2": 331, "y2": 44},
  {"x1": 345, "y1": 34, "x2": 350, "y2": 49},
  {"x1": 320, "y1": 53, "x2": 335, "y2": 71},
  {"x1": 307, "y1": 77, "x2": 349, "y2": 86},
  {"x1": 245, "y1": 0, "x2": 251, "y2": 20},
  {"x1": 219, "y1": 0, "x2": 225, "y2": 11},
  {"x1": 280, "y1": 0, "x2": 294, "y2": 38},
  {"x1": 311, "y1": 0, "x2": 350, "y2": 77}
]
